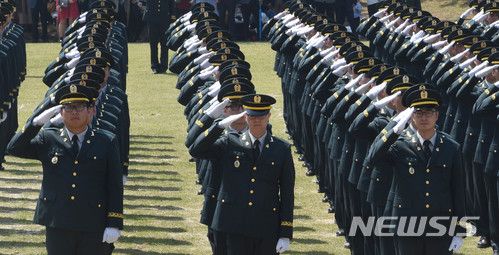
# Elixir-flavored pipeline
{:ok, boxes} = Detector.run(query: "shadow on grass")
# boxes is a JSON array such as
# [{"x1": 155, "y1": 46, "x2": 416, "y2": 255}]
[
  {"x1": 129, "y1": 169, "x2": 178, "y2": 175},
  {"x1": 0, "y1": 186, "x2": 40, "y2": 194},
  {"x1": 1, "y1": 241, "x2": 42, "y2": 248},
  {"x1": 130, "y1": 147, "x2": 176, "y2": 152},
  {"x1": 119, "y1": 236, "x2": 191, "y2": 245},
  {"x1": 129, "y1": 140, "x2": 173, "y2": 145},
  {"x1": 288, "y1": 251, "x2": 332, "y2": 255},
  {"x1": 131, "y1": 154, "x2": 178, "y2": 160},
  {"x1": 124, "y1": 195, "x2": 182, "y2": 201},
  {"x1": 130, "y1": 135, "x2": 174, "y2": 139},
  {"x1": 130, "y1": 176, "x2": 183, "y2": 183},
  {"x1": 0, "y1": 177, "x2": 40, "y2": 183},
  {"x1": 0, "y1": 228, "x2": 44, "y2": 236},
  {"x1": 0, "y1": 205, "x2": 33, "y2": 213},
  {"x1": 0, "y1": 195, "x2": 37, "y2": 202},
  {"x1": 294, "y1": 226, "x2": 315, "y2": 232},
  {"x1": 0, "y1": 216, "x2": 34, "y2": 225},
  {"x1": 435, "y1": 0, "x2": 469, "y2": 8},
  {"x1": 114, "y1": 248, "x2": 185, "y2": 255},
  {"x1": 295, "y1": 214, "x2": 312, "y2": 220},
  {"x1": 126, "y1": 225, "x2": 186, "y2": 233},
  {"x1": 125, "y1": 185, "x2": 181, "y2": 192},
  {"x1": 293, "y1": 238, "x2": 328, "y2": 244},
  {"x1": 1, "y1": 169, "x2": 41, "y2": 176},
  {"x1": 128, "y1": 161, "x2": 173, "y2": 167},
  {"x1": 4, "y1": 160, "x2": 41, "y2": 167},
  {"x1": 125, "y1": 214, "x2": 183, "y2": 221},
  {"x1": 125, "y1": 204, "x2": 183, "y2": 211}
]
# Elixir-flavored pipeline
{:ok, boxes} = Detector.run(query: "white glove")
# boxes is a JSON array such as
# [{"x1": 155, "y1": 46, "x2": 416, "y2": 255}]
[
  {"x1": 423, "y1": 34, "x2": 440, "y2": 44},
  {"x1": 194, "y1": 52, "x2": 214, "y2": 65},
  {"x1": 330, "y1": 58, "x2": 346, "y2": 70},
  {"x1": 285, "y1": 18, "x2": 299, "y2": 28},
  {"x1": 448, "y1": 236, "x2": 463, "y2": 252},
  {"x1": 123, "y1": 175, "x2": 127, "y2": 185},
  {"x1": 320, "y1": 45, "x2": 335, "y2": 57},
  {"x1": 187, "y1": 41, "x2": 202, "y2": 52},
  {"x1": 402, "y1": 24, "x2": 416, "y2": 35},
  {"x1": 472, "y1": 11, "x2": 488, "y2": 23},
  {"x1": 393, "y1": 107, "x2": 414, "y2": 134},
  {"x1": 322, "y1": 49, "x2": 339, "y2": 63},
  {"x1": 386, "y1": 17, "x2": 400, "y2": 29},
  {"x1": 49, "y1": 113, "x2": 64, "y2": 125},
  {"x1": 200, "y1": 58, "x2": 212, "y2": 70},
  {"x1": 494, "y1": 80, "x2": 499, "y2": 88},
  {"x1": 275, "y1": 237, "x2": 290, "y2": 253},
  {"x1": 395, "y1": 19, "x2": 409, "y2": 34},
  {"x1": 274, "y1": 10, "x2": 289, "y2": 20},
  {"x1": 206, "y1": 98, "x2": 229, "y2": 118},
  {"x1": 186, "y1": 23, "x2": 196, "y2": 32},
  {"x1": 198, "y1": 46, "x2": 208, "y2": 54},
  {"x1": 332, "y1": 63, "x2": 353, "y2": 77},
  {"x1": 199, "y1": 66, "x2": 218, "y2": 80},
  {"x1": 475, "y1": 64, "x2": 499, "y2": 78},
  {"x1": 469, "y1": 60, "x2": 488, "y2": 77},
  {"x1": 431, "y1": 40, "x2": 447, "y2": 50},
  {"x1": 450, "y1": 49, "x2": 469, "y2": 63},
  {"x1": 354, "y1": 79, "x2": 373, "y2": 95},
  {"x1": 33, "y1": 105, "x2": 63, "y2": 126},
  {"x1": 366, "y1": 82, "x2": 387, "y2": 100},
  {"x1": 65, "y1": 57, "x2": 80, "y2": 69},
  {"x1": 345, "y1": 73, "x2": 365, "y2": 90},
  {"x1": 374, "y1": 8, "x2": 387, "y2": 18},
  {"x1": 65, "y1": 49, "x2": 80, "y2": 59},
  {"x1": 438, "y1": 41, "x2": 455, "y2": 55},
  {"x1": 0, "y1": 112, "x2": 7, "y2": 124},
  {"x1": 208, "y1": 82, "x2": 221, "y2": 97},
  {"x1": 409, "y1": 30, "x2": 425, "y2": 43},
  {"x1": 460, "y1": 7, "x2": 475, "y2": 19},
  {"x1": 218, "y1": 111, "x2": 246, "y2": 128},
  {"x1": 374, "y1": 91, "x2": 401, "y2": 109},
  {"x1": 379, "y1": 13, "x2": 393, "y2": 23},
  {"x1": 459, "y1": 56, "x2": 477, "y2": 69},
  {"x1": 102, "y1": 227, "x2": 121, "y2": 243}
]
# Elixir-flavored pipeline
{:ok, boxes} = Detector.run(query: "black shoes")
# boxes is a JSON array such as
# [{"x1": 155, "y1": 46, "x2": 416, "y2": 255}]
[
  {"x1": 477, "y1": 236, "x2": 491, "y2": 248},
  {"x1": 336, "y1": 229, "x2": 345, "y2": 236}
]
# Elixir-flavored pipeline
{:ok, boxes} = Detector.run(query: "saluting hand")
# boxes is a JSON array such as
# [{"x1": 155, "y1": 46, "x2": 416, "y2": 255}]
[{"x1": 33, "y1": 105, "x2": 63, "y2": 126}]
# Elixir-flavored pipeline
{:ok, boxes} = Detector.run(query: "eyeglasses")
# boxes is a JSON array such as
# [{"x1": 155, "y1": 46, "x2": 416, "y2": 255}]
[
  {"x1": 62, "y1": 104, "x2": 88, "y2": 112},
  {"x1": 414, "y1": 110, "x2": 436, "y2": 118},
  {"x1": 225, "y1": 104, "x2": 243, "y2": 111}
]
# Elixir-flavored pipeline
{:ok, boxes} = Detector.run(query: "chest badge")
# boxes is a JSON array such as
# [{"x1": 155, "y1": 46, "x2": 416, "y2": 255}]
[
  {"x1": 409, "y1": 167, "x2": 415, "y2": 175},
  {"x1": 51, "y1": 156, "x2": 58, "y2": 164},
  {"x1": 234, "y1": 160, "x2": 240, "y2": 168}
]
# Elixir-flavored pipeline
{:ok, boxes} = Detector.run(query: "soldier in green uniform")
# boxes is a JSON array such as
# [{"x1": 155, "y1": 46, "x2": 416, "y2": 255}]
[
  {"x1": 366, "y1": 88, "x2": 465, "y2": 255},
  {"x1": 6, "y1": 84, "x2": 124, "y2": 254},
  {"x1": 189, "y1": 94, "x2": 295, "y2": 254}
]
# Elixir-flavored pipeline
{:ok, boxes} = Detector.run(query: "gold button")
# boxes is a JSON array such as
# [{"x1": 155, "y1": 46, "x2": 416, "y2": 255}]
[
  {"x1": 469, "y1": 133, "x2": 473, "y2": 136},
  {"x1": 72, "y1": 184, "x2": 76, "y2": 188},
  {"x1": 409, "y1": 162, "x2": 412, "y2": 166},
  {"x1": 74, "y1": 161, "x2": 78, "y2": 164},
  {"x1": 251, "y1": 178, "x2": 255, "y2": 182},
  {"x1": 73, "y1": 172, "x2": 77, "y2": 176},
  {"x1": 398, "y1": 205, "x2": 402, "y2": 208},
  {"x1": 494, "y1": 150, "x2": 497, "y2": 153},
  {"x1": 222, "y1": 199, "x2": 225, "y2": 203},
  {"x1": 449, "y1": 209, "x2": 452, "y2": 212},
  {"x1": 366, "y1": 166, "x2": 370, "y2": 169},
  {"x1": 443, "y1": 164, "x2": 446, "y2": 168},
  {"x1": 212, "y1": 195, "x2": 215, "y2": 198},
  {"x1": 337, "y1": 137, "x2": 340, "y2": 140},
  {"x1": 273, "y1": 208, "x2": 276, "y2": 211},
  {"x1": 272, "y1": 162, "x2": 275, "y2": 165},
  {"x1": 457, "y1": 120, "x2": 460, "y2": 123},
  {"x1": 236, "y1": 156, "x2": 239, "y2": 159},
  {"x1": 253, "y1": 167, "x2": 257, "y2": 170},
  {"x1": 98, "y1": 204, "x2": 101, "y2": 208},
  {"x1": 426, "y1": 192, "x2": 429, "y2": 196},
  {"x1": 355, "y1": 159, "x2": 358, "y2": 162},
  {"x1": 250, "y1": 190, "x2": 254, "y2": 194},
  {"x1": 71, "y1": 196, "x2": 75, "y2": 200},
  {"x1": 426, "y1": 181, "x2": 429, "y2": 184},
  {"x1": 249, "y1": 202, "x2": 253, "y2": 206},
  {"x1": 426, "y1": 169, "x2": 430, "y2": 173},
  {"x1": 93, "y1": 156, "x2": 96, "y2": 159},
  {"x1": 376, "y1": 178, "x2": 380, "y2": 182},
  {"x1": 43, "y1": 197, "x2": 47, "y2": 201},
  {"x1": 482, "y1": 140, "x2": 485, "y2": 143},
  {"x1": 426, "y1": 204, "x2": 429, "y2": 208}
]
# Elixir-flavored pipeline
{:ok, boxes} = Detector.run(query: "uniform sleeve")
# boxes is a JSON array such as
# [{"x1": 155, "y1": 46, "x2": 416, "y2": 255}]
[
  {"x1": 106, "y1": 135, "x2": 124, "y2": 229},
  {"x1": 278, "y1": 143, "x2": 295, "y2": 239},
  {"x1": 188, "y1": 121, "x2": 226, "y2": 161},
  {"x1": 473, "y1": 87, "x2": 499, "y2": 120},
  {"x1": 7, "y1": 122, "x2": 44, "y2": 160},
  {"x1": 365, "y1": 128, "x2": 400, "y2": 168}
]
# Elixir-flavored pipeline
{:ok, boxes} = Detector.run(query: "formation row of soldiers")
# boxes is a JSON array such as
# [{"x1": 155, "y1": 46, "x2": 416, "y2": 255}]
[
  {"x1": 5, "y1": 0, "x2": 130, "y2": 252},
  {"x1": 267, "y1": 0, "x2": 499, "y2": 254},
  {"x1": 165, "y1": 2, "x2": 295, "y2": 254},
  {"x1": 0, "y1": 0, "x2": 25, "y2": 171}
]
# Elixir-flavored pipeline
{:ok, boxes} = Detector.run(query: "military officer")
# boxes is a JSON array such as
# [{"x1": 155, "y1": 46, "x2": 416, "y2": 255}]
[
  {"x1": 189, "y1": 94, "x2": 295, "y2": 254},
  {"x1": 143, "y1": 0, "x2": 176, "y2": 73},
  {"x1": 366, "y1": 88, "x2": 465, "y2": 255},
  {"x1": 6, "y1": 84, "x2": 123, "y2": 254}
]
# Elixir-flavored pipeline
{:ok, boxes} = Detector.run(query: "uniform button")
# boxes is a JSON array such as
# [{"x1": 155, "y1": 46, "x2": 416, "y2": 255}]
[
  {"x1": 222, "y1": 199, "x2": 225, "y2": 203},
  {"x1": 469, "y1": 133, "x2": 473, "y2": 136},
  {"x1": 71, "y1": 196, "x2": 75, "y2": 200},
  {"x1": 212, "y1": 195, "x2": 215, "y2": 198},
  {"x1": 449, "y1": 209, "x2": 452, "y2": 212},
  {"x1": 426, "y1": 181, "x2": 429, "y2": 184},
  {"x1": 72, "y1": 184, "x2": 76, "y2": 188},
  {"x1": 398, "y1": 205, "x2": 402, "y2": 208},
  {"x1": 273, "y1": 208, "x2": 276, "y2": 211},
  {"x1": 98, "y1": 204, "x2": 101, "y2": 208},
  {"x1": 366, "y1": 166, "x2": 370, "y2": 169},
  {"x1": 44, "y1": 197, "x2": 47, "y2": 201},
  {"x1": 253, "y1": 167, "x2": 257, "y2": 171},
  {"x1": 426, "y1": 169, "x2": 430, "y2": 173},
  {"x1": 251, "y1": 178, "x2": 255, "y2": 182},
  {"x1": 426, "y1": 192, "x2": 429, "y2": 196},
  {"x1": 457, "y1": 120, "x2": 460, "y2": 123},
  {"x1": 337, "y1": 136, "x2": 340, "y2": 140},
  {"x1": 250, "y1": 190, "x2": 254, "y2": 194},
  {"x1": 495, "y1": 150, "x2": 497, "y2": 153},
  {"x1": 376, "y1": 178, "x2": 380, "y2": 182},
  {"x1": 426, "y1": 204, "x2": 430, "y2": 208},
  {"x1": 74, "y1": 161, "x2": 78, "y2": 164},
  {"x1": 249, "y1": 202, "x2": 253, "y2": 206},
  {"x1": 73, "y1": 172, "x2": 77, "y2": 176},
  {"x1": 482, "y1": 140, "x2": 485, "y2": 143},
  {"x1": 355, "y1": 159, "x2": 358, "y2": 162}
]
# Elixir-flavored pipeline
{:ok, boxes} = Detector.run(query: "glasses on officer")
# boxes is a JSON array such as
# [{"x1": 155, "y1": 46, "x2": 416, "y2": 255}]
[
  {"x1": 414, "y1": 110, "x2": 437, "y2": 118},
  {"x1": 225, "y1": 103, "x2": 243, "y2": 111},
  {"x1": 62, "y1": 104, "x2": 88, "y2": 112}
]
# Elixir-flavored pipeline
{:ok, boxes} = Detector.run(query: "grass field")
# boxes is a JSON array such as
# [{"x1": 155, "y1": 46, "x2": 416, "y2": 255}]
[{"x1": 0, "y1": 1, "x2": 492, "y2": 253}]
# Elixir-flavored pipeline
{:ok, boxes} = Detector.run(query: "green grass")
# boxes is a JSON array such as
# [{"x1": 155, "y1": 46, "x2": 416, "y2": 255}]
[{"x1": 0, "y1": 11, "x2": 491, "y2": 254}]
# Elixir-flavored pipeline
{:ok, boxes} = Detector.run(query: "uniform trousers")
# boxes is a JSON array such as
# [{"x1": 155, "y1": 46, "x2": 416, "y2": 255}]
[
  {"x1": 226, "y1": 233, "x2": 278, "y2": 255},
  {"x1": 396, "y1": 236, "x2": 452, "y2": 255},
  {"x1": 147, "y1": 22, "x2": 169, "y2": 72},
  {"x1": 46, "y1": 227, "x2": 113, "y2": 255}
]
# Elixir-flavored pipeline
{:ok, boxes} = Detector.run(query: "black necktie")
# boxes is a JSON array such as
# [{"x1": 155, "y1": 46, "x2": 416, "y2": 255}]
[
  {"x1": 72, "y1": 135, "x2": 79, "y2": 156},
  {"x1": 254, "y1": 139, "x2": 260, "y2": 159},
  {"x1": 423, "y1": 140, "x2": 432, "y2": 158}
]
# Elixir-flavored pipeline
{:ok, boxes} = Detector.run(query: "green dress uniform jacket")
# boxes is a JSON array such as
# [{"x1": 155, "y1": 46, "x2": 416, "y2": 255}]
[
  {"x1": 189, "y1": 123, "x2": 295, "y2": 239},
  {"x1": 7, "y1": 123, "x2": 124, "y2": 232}
]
